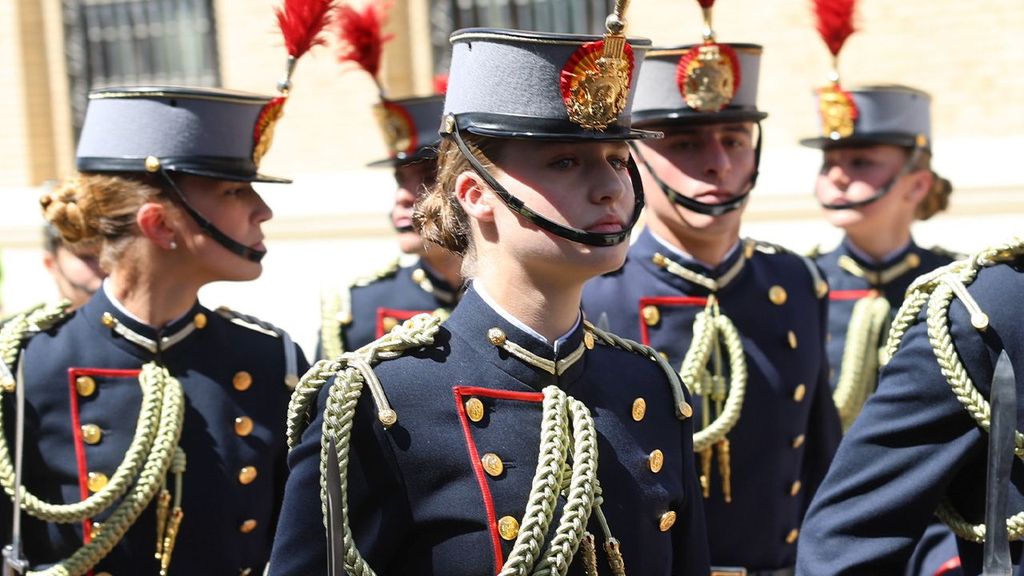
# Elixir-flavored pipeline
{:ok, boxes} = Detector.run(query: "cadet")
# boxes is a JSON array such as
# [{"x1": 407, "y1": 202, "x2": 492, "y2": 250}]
[
  {"x1": 42, "y1": 223, "x2": 106, "y2": 310},
  {"x1": 583, "y1": 1, "x2": 841, "y2": 573},
  {"x1": 319, "y1": 95, "x2": 462, "y2": 357},
  {"x1": 801, "y1": 5, "x2": 962, "y2": 571},
  {"x1": 319, "y1": 7, "x2": 462, "y2": 358},
  {"x1": 797, "y1": 236, "x2": 1024, "y2": 574},
  {"x1": 0, "y1": 86, "x2": 307, "y2": 575},
  {"x1": 0, "y1": 4, "x2": 326, "y2": 572},
  {"x1": 270, "y1": 6, "x2": 710, "y2": 575}
]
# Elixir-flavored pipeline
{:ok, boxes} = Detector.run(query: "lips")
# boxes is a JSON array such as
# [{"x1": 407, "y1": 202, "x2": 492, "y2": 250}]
[
  {"x1": 693, "y1": 190, "x2": 736, "y2": 205},
  {"x1": 586, "y1": 215, "x2": 626, "y2": 233}
]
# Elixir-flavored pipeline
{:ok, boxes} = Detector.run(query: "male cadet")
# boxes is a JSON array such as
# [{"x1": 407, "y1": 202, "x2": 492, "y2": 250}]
[
  {"x1": 583, "y1": 1, "x2": 841, "y2": 573},
  {"x1": 318, "y1": 4, "x2": 461, "y2": 359},
  {"x1": 42, "y1": 223, "x2": 106, "y2": 310}
]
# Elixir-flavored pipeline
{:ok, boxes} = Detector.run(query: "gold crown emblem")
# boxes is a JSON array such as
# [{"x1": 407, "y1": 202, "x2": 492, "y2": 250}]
[
  {"x1": 374, "y1": 101, "x2": 417, "y2": 156},
  {"x1": 817, "y1": 84, "x2": 858, "y2": 140},
  {"x1": 676, "y1": 43, "x2": 740, "y2": 112},
  {"x1": 561, "y1": 38, "x2": 634, "y2": 131}
]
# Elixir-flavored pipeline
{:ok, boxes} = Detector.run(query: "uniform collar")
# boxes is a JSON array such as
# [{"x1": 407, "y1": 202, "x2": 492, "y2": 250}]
[
  {"x1": 444, "y1": 284, "x2": 590, "y2": 388},
  {"x1": 837, "y1": 237, "x2": 922, "y2": 287},
  {"x1": 83, "y1": 281, "x2": 208, "y2": 357},
  {"x1": 411, "y1": 259, "x2": 461, "y2": 305},
  {"x1": 635, "y1": 228, "x2": 747, "y2": 292}
]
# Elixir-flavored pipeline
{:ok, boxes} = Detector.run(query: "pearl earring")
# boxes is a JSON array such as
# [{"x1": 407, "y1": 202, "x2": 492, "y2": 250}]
[{"x1": 169, "y1": 241, "x2": 178, "y2": 250}]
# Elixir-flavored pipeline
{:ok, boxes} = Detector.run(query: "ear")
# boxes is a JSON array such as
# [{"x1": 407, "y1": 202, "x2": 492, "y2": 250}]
[
  {"x1": 42, "y1": 250, "x2": 57, "y2": 273},
  {"x1": 904, "y1": 168, "x2": 933, "y2": 205},
  {"x1": 136, "y1": 202, "x2": 177, "y2": 250},
  {"x1": 455, "y1": 171, "x2": 495, "y2": 223}
]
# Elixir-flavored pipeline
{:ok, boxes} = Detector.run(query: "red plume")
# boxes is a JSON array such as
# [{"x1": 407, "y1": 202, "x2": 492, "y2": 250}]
[
  {"x1": 275, "y1": 0, "x2": 337, "y2": 60},
  {"x1": 433, "y1": 74, "x2": 449, "y2": 95},
  {"x1": 696, "y1": 0, "x2": 716, "y2": 7},
  {"x1": 335, "y1": 0, "x2": 395, "y2": 79},
  {"x1": 812, "y1": 0, "x2": 858, "y2": 57}
]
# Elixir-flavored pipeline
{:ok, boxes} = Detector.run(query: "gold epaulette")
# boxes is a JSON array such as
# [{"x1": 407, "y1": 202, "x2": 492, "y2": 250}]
[
  {"x1": 805, "y1": 243, "x2": 822, "y2": 260},
  {"x1": 748, "y1": 239, "x2": 829, "y2": 300},
  {"x1": 319, "y1": 287, "x2": 351, "y2": 361},
  {"x1": 215, "y1": 307, "x2": 299, "y2": 388},
  {"x1": 351, "y1": 258, "x2": 402, "y2": 288}
]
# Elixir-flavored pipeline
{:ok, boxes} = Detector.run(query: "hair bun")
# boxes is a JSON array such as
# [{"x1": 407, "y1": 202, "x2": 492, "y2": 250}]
[
  {"x1": 41, "y1": 177, "x2": 99, "y2": 244},
  {"x1": 916, "y1": 170, "x2": 952, "y2": 221}
]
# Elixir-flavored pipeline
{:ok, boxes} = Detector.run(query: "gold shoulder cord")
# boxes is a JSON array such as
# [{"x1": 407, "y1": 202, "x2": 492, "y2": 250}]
[
  {"x1": 882, "y1": 237, "x2": 1024, "y2": 542},
  {"x1": 0, "y1": 303, "x2": 187, "y2": 576},
  {"x1": 832, "y1": 295, "x2": 891, "y2": 431}
]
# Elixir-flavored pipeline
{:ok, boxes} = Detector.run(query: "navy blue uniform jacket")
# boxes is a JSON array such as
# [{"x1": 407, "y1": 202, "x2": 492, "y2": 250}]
[
  {"x1": 1, "y1": 287, "x2": 308, "y2": 575},
  {"x1": 583, "y1": 229, "x2": 842, "y2": 571},
  {"x1": 270, "y1": 286, "x2": 710, "y2": 575}
]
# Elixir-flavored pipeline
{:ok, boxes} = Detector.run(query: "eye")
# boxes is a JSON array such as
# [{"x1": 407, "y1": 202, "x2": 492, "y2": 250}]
[
  {"x1": 850, "y1": 157, "x2": 877, "y2": 169},
  {"x1": 608, "y1": 156, "x2": 629, "y2": 170},
  {"x1": 549, "y1": 157, "x2": 579, "y2": 170},
  {"x1": 670, "y1": 139, "x2": 699, "y2": 151}
]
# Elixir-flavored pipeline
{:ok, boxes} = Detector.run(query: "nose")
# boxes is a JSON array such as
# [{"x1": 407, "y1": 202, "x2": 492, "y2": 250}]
[
  {"x1": 703, "y1": 136, "x2": 731, "y2": 178},
  {"x1": 589, "y1": 159, "x2": 629, "y2": 207},
  {"x1": 252, "y1": 190, "x2": 273, "y2": 224},
  {"x1": 825, "y1": 164, "x2": 850, "y2": 189}
]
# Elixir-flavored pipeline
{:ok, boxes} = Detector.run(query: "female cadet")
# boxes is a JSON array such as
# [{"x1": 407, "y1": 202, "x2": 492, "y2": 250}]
[
  {"x1": 0, "y1": 86, "x2": 307, "y2": 575},
  {"x1": 583, "y1": 2, "x2": 840, "y2": 573},
  {"x1": 270, "y1": 10, "x2": 710, "y2": 576}
]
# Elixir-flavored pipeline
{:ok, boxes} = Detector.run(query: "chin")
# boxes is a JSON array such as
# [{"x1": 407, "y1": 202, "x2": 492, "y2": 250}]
[
  {"x1": 221, "y1": 262, "x2": 263, "y2": 283},
  {"x1": 822, "y1": 209, "x2": 864, "y2": 231},
  {"x1": 398, "y1": 234, "x2": 427, "y2": 255}
]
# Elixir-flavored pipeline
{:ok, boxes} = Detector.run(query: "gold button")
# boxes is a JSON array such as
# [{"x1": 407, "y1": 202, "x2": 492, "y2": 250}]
[
  {"x1": 786, "y1": 528, "x2": 800, "y2": 544},
  {"x1": 584, "y1": 331, "x2": 595, "y2": 350},
  {"x1": 81, "y1": 424, "x2": 102, "y2": 445},
  {"x1": 790, "y1": 481, "x2": 802, "y2": 496},
  {"x1": 91, "y1": 523, "x2": 104, "y2": 538},
  {"x1": 87, "y1": 472, "x2": 109, "y2": 493},
  {"x1": 193, "y1": 312, "x2": 207, "y2": 329},
  {"x1": 658, "y1": 511, "x2": 677, "y2": 532},
  {"x1": 101, "y1": 312, "x2": 115, "y2": 328},
  {"x1": 234, "y1": 416, "x2": 254, "y2": 437},
  {"x1": 145, "y1": 155, "x2": 162, "y2": 173},
  {"x1": 679, "y1": 401, "x2": 693, "y2": 419},
  {"x1": 769, "y1": 285, "x2": 788, "y2": 305},
  {"x1": 465, "y1": 398, "x2": 485, "y2": 423},
  {"x1": 744, "y1": 242, "x2": 755, "y2": 259},
  {"x1": 487, "y1": 328, "x2": 506, "y2": 346},
  {"x1": 381, "y1": 317, "x2": 398, "y2": 333},
  {"x1": 787, "y1": 330, "x2": 798, "y2": 349},
  {"x1": 907, "y1": 253, "x2": 921, "y2": 268},
  {"x1": 793, "y1": 384, "x2": 807, "y2": 403},
  {"x1": 481, "y1": 453, "x2": 504, "y2": 477},
  {"x1": 652, "y1": 253, "x2": 667, "y2": 267},
  {"x1": 816, "y1": 280, "x2": 829, "y2": 299},
  {"x1": 498, "y1": 516, "x2": 520, "y2": 541},
  {"x1": 238, "y1": 466, "x2": 258, "y2": 485},
  {"x1": 792, "y1": 434, "x2": 805, "y2": 449},
  {"x1": 648, "y1": 449, "x2": 664, "y2": 473},
  {"x1": 411, "y1": 268, "x2": 426, "y2": 283},
  {"x1": 233, "y1": 371, "x2": 253, "y2": 391},
  {"x1": 641, "y1": 305, "x2": 660, "y2": 327},
  {"x1": 239, "y1": 519, "x2": 258, "y2": 534},
  {"x1": 76, "y1": 376, "x2": 97, "y2": 397},
  {"x1": 631, "y1": 398, "x2": 647, "y2": 422}
]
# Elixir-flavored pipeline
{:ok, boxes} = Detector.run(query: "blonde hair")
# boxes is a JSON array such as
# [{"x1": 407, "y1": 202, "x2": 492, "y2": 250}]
[
  {"x1": 413, "y1": 134, "x2": 503, "y2": 260},
  {"x1": 40, "y1": 173, "x2": 166, "y2": 271},
  {"x1": 910, "y1": 150, "x2": 952, "y2": 221}
]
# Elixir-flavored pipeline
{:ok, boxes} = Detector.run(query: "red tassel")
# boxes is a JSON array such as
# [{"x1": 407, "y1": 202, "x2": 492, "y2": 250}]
[
  {"x1": 275, "y1": 0, "x2": 336, "y2": 60},
  {"x1": 433, "y1": 74, "x2": 449, "y2": 95},
  {"x1": 811, "y1": 0, "x2": 858, "y2": 57},
  {"x1": 335, "y1": 0, "x2": 395, "y2": 79}
]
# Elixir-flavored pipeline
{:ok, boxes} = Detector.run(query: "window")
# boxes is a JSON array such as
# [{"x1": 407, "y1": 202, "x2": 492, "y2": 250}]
[
  {"x1": 63, "y1": 0, "x2": 221, "y2": 137},
  {"x1": 429, "y1": 0, "x2": 615, "y2": 74}
]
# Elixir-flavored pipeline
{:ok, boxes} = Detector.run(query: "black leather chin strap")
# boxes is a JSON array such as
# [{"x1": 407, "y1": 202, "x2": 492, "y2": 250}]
[
  {"x1": 628, "y1": 121, "x2": 762, "y2": 217},
  {"x1": 448, "y1": 128, "x2": 644, "y2": 248},
  {"x1": 818, "y1": 144, "x2": 926, "y2": 211},
  {"x1": 155, "y1": 169, "x2": 267, "y2": 263}
]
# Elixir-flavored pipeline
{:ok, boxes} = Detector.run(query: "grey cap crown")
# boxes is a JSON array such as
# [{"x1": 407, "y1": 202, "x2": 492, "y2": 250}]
[
  {"x1": 76, "y1": 85, "x2": 290, "y2": 183},
  {"x1": 631, "y1": 43, "x2": 768, "y2": 127},
  {"x1": 801, "y1": 84, "x2": 932, "y2": 149},
  {"x1": 443, "y1": 28, "x2": 658, "y2": 140}
]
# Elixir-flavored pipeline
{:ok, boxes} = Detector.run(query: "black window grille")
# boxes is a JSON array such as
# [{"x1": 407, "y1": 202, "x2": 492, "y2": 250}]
[
  {"x1": 62, "y1": 0, "x2": 221, "y2": 139},
  {"x1": 430, "y1": 0, "x2": 615, "y2": 75}
]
